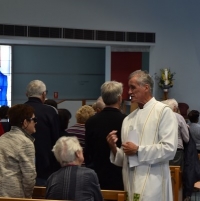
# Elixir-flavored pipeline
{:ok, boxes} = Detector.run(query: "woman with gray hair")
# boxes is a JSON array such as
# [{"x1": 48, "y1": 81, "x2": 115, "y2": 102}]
[
  {"x1": 101, "y1": 81, "x2": 123, "y2": 105},
  {"x1": 85, "y1": 80, "x2": 126, "y2": 190},
  {"x1": 45, "y1": 136, "x2": 103, "y2": 201},
  {"x1": 162, "y1": 98, "x2": 189, "y2": 168}
]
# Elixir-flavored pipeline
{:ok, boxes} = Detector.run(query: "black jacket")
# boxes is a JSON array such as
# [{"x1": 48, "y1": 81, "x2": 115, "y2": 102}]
[
  {"x1": 183, "y1": 130, "x2": 200, "y2": 198},
  {"x1": 25, "y1": 97, "x2": 60, "y2": 179},
  {"x1": 85, "y1": 107, "x2": 126, "y2": 190}
]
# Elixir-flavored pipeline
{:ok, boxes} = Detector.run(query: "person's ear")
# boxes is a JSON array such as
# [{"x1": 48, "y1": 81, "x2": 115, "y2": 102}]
[
  {"x1": 75, "y1": 150, "x2": 81, "y2": 158},
  {"x1": 143, "y1": 84, "x2": 149, "y2": 92},
  {"x1": 41, "y1": 92, "x2": 46, "y2": 103},
  {"x1": 96, "y1": 108, "x2": 101, "y2": 113},
  {"x1": 118, "y1": 94, "x2": 122, "y2": 103},
  {"x1": 22, "y1": 119, "x2": 28, "y2": 128}
]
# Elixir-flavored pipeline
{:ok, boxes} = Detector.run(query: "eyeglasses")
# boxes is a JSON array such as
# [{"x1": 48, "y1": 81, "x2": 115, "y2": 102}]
[{"x1": 29, "y1": 117, "x2": 37, "y2": 123}]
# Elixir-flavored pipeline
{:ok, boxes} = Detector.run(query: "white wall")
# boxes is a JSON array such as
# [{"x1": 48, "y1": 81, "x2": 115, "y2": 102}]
[{"x1": 1, "y1": 1, "x2": 200, "y2": 111}]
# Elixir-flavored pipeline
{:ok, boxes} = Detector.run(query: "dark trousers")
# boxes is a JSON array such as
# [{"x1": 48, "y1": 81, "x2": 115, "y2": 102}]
[
  {"x1": 36, "y1": 177, "x2": 47, "y2": 186},
  {"x1": 169, "y1": 149, "x2": 184, "y2": 170}
]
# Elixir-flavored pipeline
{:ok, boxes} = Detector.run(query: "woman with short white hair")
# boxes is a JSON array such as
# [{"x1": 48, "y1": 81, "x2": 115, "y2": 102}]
[
  {"x1": 161, "y1": 98, "x2": 189, "y2": 169},
  {"x1": 45, "y1": 136, "x2": 103, "y2": 201}
]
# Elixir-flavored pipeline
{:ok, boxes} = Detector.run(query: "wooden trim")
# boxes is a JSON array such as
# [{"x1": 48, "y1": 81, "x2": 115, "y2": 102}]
[
  {"x1": 56, "y1": 99, "x2": 95, "y2": 105},
  {"x1": 170, "y1": 166, "x2": 181, "y2": 201},
  {"x1": 82, "y1": 99, "x2": 86, "y2": 106}
]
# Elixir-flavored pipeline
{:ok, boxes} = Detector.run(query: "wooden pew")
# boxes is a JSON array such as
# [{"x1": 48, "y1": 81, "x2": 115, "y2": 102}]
[
  {"x1": 33, "y1": 168, "x2": 180, "y2": 201},
  {"x1": 0, "y1": 198, "x2": 66, "y2": 201},
  {"x1": 33, "y1": 186, "x2": 127, "y2": 201},
  {"x1": 32, "y1": 187, "x2": 45, "y2": 199},
  {"x1": 170, "y1": 166, "x2": 181, "y2": 201},
  {"x1": 101, "y1": 190, "x2": 126, "y2": 201},
  {"x1": 0, "y1": 171, "x2": 180, "y2": 201}
]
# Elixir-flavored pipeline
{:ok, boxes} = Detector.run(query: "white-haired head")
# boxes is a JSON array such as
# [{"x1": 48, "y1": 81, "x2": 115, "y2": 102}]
[
  {"x1": 52, "y1": 136, "x2": 83, "y2": 167},
  {"x1": 101, "y1": 81, "x2": 123, "y2": 106},
  {"x1": 129, "y1": 70, "x2": 154, "y2": 95},
  {"x1": 92, "y1": 96, "x2": 105, "y2": 113},
  {"x1": 26, "y1": 80, "x2": 47, "y2": 102},
  {"x1": 161, "y1": 98, "x2": 178, "y2": 112}
]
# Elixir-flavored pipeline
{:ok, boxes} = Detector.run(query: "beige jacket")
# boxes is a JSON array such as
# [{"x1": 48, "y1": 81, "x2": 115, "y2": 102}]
[{"x1": 0, "y1": 126, "x2": 36, "y2": 198}]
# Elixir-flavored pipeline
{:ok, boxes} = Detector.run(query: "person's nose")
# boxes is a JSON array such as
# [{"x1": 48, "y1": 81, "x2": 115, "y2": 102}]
[{"x1": 128, "y1": 88, "x2": 133, "y2": 94}]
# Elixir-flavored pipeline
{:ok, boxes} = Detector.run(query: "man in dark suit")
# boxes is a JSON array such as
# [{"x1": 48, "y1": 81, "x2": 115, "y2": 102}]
[
  {"x1": 25, "y1": 80, "x2": 60, "y2": 186},
  {"x1": 85, "y1": 81, "x2": 126, "y2": 190}
]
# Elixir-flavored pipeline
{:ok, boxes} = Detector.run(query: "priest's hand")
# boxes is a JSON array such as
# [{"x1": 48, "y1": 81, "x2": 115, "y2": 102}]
[
  {"x1": 122, "y1": 142, "x2": 139, "y2": 156},
  {"x1": 106, "y1": 130, "x2": 118, "y2": 156}
]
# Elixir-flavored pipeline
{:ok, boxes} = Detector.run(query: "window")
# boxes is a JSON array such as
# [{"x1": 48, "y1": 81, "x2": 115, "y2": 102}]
[{"x1": 0, "y1": 45, "x2": 12, "y2": 107}]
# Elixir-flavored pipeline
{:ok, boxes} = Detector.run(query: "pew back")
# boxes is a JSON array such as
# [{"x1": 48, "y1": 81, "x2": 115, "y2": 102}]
[
  {"x1": 33, "y1": 168, "x2": 181, "y2": 201},
  {"x1": 33, "y1": 187, "x2": 127, "y2": 201},
  {"x1": 0, "y1": 198, "x2": 65, "y2": 201},
  {"x1": 33, "y1": 187, "x2": 45, "y2": 199},
  {"x1": 101, "y1": 190, "x2": 127, "y2": 201},
  {"x1": 0, "y1": 168, "x2": 181, "y2": 201}
]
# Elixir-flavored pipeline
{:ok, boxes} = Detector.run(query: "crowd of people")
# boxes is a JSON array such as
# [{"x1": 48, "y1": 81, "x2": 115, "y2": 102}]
[{"x1": 0, "y1": 70, "x2": 199, "y2": 200}]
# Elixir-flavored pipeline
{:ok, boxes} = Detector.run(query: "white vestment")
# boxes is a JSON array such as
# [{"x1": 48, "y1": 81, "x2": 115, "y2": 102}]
[{"x1": 111, "y1": 98, "x2": 178, "y2": 201}]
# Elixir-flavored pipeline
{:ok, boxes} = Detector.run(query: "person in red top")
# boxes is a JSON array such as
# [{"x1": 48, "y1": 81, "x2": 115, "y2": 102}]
[{"x1": 0, "y1": 105, "x2": 10, "y2": 136}]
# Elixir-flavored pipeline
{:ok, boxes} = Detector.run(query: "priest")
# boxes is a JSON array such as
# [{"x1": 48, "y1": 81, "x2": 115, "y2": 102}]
[{"x1": 107, "y1": 70, "x2": 178, "y2": 201}]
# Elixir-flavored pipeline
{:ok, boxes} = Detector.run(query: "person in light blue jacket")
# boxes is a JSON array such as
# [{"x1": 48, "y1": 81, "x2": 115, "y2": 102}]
[{"x1": 188, "y1": 110, "x2": 200, "y2": 153}]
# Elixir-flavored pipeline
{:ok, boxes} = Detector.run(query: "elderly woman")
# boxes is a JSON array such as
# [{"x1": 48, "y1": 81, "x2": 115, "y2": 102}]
[
  {"x1": 66, "y1": 105, "x2": 95, "y2": 153},
  {"x1": 45, "y1": 136, "x2": 103, "y2": 201},
  {"x1": 0, "y1": 104, "x2": 37, "y2": 198},
  {"x1": 162, "y1": 99, "x2": 189, "y2": 169}
]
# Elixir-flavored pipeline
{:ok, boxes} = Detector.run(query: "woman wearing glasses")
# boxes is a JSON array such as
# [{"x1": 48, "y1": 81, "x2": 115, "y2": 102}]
[{"x1": 0, "y1": 104, "x2": 37, "y2": 198}]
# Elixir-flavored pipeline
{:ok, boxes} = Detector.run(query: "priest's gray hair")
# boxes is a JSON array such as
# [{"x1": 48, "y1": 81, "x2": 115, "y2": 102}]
[
  {"x1": 101, "y1": 81, "x2": 123, "y2": 105},
  {"x1": 52, "y1": 136, "x2": 82, "y2": 167},
  {"x1": 161, "y1": 99, "x2": 178, "y2": 111},
  {"x1": 26, "y1": 80, "x2": 46, "y2": 98},
  {"x1": 129, "y1": 70, "x2": 154, "y2": 95}
]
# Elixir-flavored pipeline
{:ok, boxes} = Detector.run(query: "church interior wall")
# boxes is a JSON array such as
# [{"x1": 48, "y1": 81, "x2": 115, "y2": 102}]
[{"x1": 0, "y1": 1, "x2": 200, "y2": 111}]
